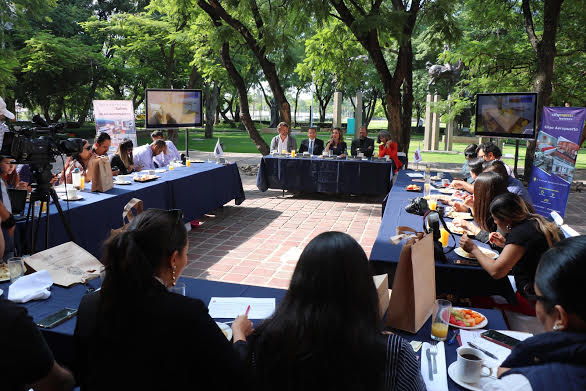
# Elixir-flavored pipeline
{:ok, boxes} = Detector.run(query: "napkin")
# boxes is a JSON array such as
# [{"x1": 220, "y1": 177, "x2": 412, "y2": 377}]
[
  {"x1": 8, "y1": 270, "x2": 53, "y2": 303},
  {"x1": 421, "y1": 342, "x2": 448, "y2": 391}
]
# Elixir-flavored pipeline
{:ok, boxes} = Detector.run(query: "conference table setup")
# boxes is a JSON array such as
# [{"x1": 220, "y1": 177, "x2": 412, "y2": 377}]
[
  {"x1": 15, "y1": 161, "x2": 245, "y2": 258},
  {"x1": 256, "y1": 154, "x2": 396, "y2": 195},
  {"x1": 370, "y1": 169, "x2": 516, "y2": 303}
]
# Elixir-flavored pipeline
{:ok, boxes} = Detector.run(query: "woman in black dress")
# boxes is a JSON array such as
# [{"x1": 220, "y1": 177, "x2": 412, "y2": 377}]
[
  {"x1": 324, "y1": 127, "x2": 347, "y2": 156},
  {"x1": 109, "y1": 138, "x2": 135, "y2": 175}
]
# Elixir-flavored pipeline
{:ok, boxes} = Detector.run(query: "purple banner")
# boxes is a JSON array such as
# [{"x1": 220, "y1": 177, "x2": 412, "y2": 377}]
[{"x1": 528, "y1": 107, "x2": 586, "y2": 218}]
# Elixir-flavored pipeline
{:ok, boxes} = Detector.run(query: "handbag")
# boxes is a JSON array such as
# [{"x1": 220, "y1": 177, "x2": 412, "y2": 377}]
[{"x1": 423, "y1": 210, "x2": 457, "y2": 263}]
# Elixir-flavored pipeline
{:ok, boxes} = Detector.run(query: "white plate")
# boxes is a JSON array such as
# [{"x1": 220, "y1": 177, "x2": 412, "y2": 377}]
[
  {"x1": 446, "y1": 211, "x2": 474, "y2": 220},
  {"x1": 439, "y1": 188, "x2": 456, "y2": 194},
  {"x1": 447, "y1": 222, "x2": 475, "y2": 236},
  {"x1": 114, "y1": 180, "x2": 132, "y2": 185},
  {"x1": 455, "y1": 247, "x2": 498, "y2": 260},
  {"x1": 449, "y1": 307, "x2": 488, "y2": 329},
  {"x1": 447, "y1": 362, "x2": 494, "y2": 391},
  {"x1": 59, "y1": 195, "x2": 84, "y2": 201},
  {"x1": 53, "y1": 184, "x2": 75, "y2": 194},
  {"x1": 216, "y1": 322, "x2": 232, "y2": 341}
]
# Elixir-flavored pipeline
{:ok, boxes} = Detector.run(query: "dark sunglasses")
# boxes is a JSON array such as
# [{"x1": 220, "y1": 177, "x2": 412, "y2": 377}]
[{"x1": 84, "y1": 145, "x2": 92, "y2": 151}]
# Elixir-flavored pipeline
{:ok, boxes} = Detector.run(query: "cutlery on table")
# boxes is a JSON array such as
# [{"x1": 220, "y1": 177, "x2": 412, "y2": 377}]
[
  {"x1": 430, "y1": 342, "x2": 438, "y2": 374},
  {"x1": 426, "y1": 347, "x2": 433, "y2": 381}
]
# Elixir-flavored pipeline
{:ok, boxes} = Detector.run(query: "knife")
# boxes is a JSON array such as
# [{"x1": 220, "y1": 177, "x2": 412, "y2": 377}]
[{"x1": 426, "y1": 348, "x2": 433, "y2": 381}]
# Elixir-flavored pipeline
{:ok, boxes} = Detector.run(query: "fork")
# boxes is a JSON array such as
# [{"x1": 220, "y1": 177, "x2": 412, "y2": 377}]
[{"x1": 430, "y1": 342, "x2": 438, "y2": 374}]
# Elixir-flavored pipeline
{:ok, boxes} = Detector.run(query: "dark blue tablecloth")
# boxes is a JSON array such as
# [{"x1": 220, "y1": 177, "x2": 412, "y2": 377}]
[
  {"x1": 15, "y1": 163, "x2": 245, "y2": 258},
  {"x1": 0, "y1": 277, "x2": 507, "y2": 391},
  {"x1": 370, "y1": 170, "x2": 516, "y2": 302},
  {"x1": 256, "y1": 155, "x2": 395, "y2": 195}
]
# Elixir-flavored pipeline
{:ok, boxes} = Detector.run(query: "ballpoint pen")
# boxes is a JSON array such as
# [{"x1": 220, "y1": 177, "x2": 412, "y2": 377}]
[
  {"x1": 468, "y1": 342, "x2": 499, "y2": 360},
  {"x1": 448, "y1": 329, "x2": 459, "y2": 345}
]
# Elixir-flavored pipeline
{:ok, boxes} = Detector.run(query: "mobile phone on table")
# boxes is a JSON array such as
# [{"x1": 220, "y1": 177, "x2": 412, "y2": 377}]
[
  {"x1": 454, "y1": 259, "x2": 479, "y2": 266},
  {"x1": 36, "y1": 308, "x2": 78, "y2": 329},
  {"x1": 480, "y1": 329, "x2": 521, "y2": 349}
]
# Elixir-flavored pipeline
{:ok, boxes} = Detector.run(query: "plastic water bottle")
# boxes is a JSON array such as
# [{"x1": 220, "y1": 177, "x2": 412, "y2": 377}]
[{"x1": 72, "y1": 167, "x2": 81, "y2": 189}]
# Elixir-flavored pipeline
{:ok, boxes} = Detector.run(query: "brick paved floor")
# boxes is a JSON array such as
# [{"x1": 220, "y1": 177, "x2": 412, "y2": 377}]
[{"x1": 182, "y1": 173, "x2": 384, "y2": 289}]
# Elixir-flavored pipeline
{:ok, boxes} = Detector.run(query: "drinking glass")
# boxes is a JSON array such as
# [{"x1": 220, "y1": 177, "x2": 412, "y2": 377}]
[
  {"x1": 440, "y1": 228, "x2": 450, "y2": 247},
  {"x1": 431, "y1": 299, "x2": 452, "y2": 341},
  {"x1": 428, "y1": 199, "x2": 437, "y2": 211},
  {"x1": 424, "y1": 183, "x2": 431, "y2": 198},
  {"x1": 169, "y1": 282, "x2": 186, "y2": 296},
  {"x1": 8, "y1": 258, "x2": 25, "y2": 283}
]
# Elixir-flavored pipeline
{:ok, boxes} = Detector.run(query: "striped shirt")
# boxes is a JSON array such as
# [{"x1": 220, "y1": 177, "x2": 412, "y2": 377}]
[{"x1": 383, "y1": 334, "x2": 426, "y2": 391}]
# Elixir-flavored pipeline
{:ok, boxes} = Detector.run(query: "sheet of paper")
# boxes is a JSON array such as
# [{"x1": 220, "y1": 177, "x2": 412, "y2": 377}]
[
  {"x1": 208, "y1": 297, "x2": 275, "y2": 319},
  {"x1": 406, "y1": 172, "x2": 424, "y2": 178},
  {"x1": 459, "y1": 329, "x2": 532, "y2": 367}
]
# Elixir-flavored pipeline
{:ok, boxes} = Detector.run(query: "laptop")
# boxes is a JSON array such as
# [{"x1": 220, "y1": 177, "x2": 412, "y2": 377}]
[{"x1": 7, "y1": 188, "x2": 28, "y2": 221}]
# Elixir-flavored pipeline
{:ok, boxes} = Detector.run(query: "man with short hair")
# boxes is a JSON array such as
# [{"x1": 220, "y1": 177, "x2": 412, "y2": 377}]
[
  {"x1": 93, "y1": 132, "x2": 112, "y2": 156},
  {"x1": 151, "y1": 130, "x2": 182, "y2": 167},
  {"x1": 132, "y1": 140, "x2": 165, "y2": 171},
  {"x1": 483, "y1": 160, "x2": 532, "y2": 206},
  {"x1": 350, "y1": 126, "x2": 375, "y2": 157},
  {"x1": 477, "y1": 142, "x2": 515, "y2": 177},
  {"x1": 270, "y1": 122, "x2": 297, "y2": 153},
  {"x1": 298, "y1": 127, "x2": 324, "y2": 155}
]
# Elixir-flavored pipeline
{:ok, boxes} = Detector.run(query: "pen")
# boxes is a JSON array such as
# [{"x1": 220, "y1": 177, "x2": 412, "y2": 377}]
[
  {"x1": 448, "y1": 329, "x2": 459, "y2": 345},
  {"x1": 468, "y1": 342, "x2": 499, "y2": 360},
  {"x1": 245, "y1": 305, "x2": 251, "y2": 317}
]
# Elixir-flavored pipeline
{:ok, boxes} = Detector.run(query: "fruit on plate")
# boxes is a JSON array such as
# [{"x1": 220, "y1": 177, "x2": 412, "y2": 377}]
[
  {"x1": 406, "y1": 184, "x2": 421, "y2": 191},
  {"x1": 450, "y1": 308, "x2": 486, "y2": 327}
]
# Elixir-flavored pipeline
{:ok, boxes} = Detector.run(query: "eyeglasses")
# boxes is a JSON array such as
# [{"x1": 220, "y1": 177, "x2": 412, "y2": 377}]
[{"x1": 84, "y1": 145, "x2": 92, "y2": 151}]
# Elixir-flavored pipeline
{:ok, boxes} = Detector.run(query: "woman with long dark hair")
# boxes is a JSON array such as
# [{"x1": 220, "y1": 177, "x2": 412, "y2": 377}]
[
  {"x1": 59, "y1": 139, "x2": 95, "y2": 184},
  {"x1": 485, "y1": 236, "x2": 586, "y2": 390},
  {"x1": 324, "y1": 127, "x2": 347, "y2": 156},
  {"x1": 244, "y1": 232, "x2": 424, "y2": 391},
  {"x1": 460, "y1": 193, "x2": 560, "y2": 298},
  {"x1": 74, "y1": 209, "x2": 252, "y2": 390},
  {"x1": 110, "y1": 138, "x2": 135, "y2": 175}
]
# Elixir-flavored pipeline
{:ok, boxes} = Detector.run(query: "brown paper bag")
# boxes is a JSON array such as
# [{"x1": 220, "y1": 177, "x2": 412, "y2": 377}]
[
  {"x1": 373, "y1": 274, "x2": 391, "y2": 319},
  {"x1": 110, "y1": 198, "x2": 143, "y2": 237},
  {"x1": 385, "y1": 232, "x2": 436, "y2": 333},
  {"x1": 91, "y1": 156, "x2": 114, "y2": 192}
]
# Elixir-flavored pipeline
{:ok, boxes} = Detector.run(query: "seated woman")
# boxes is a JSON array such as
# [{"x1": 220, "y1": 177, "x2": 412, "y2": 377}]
[
  {"x1": 451, "y1": 157, "x2": 483, "y2": 194},
  {"x1": 74, "y1": 209, "x2": 252, "y2": 390},
  {"x1": 110, "y1": 138, "x2": 135, "y2": 175},
  {"x1": 1, "y1": 158, "x2": 28, "y2": 190},
  {"x1": 242, "y1": 231, "x2": 425, "y2": 391},
  {"x1": 377, "y1": 130, "x2": 402, "y2": 171},
  {"x1": 485, "y1": 235, "x2": 586, "y2": 391},
  {"x1": 460, "y1": 193, "x2": 560, "y2": 301},
  {"x1": 324, "y1": 127, "x2": 347, "y2": 156},
  {"x1": 59, "y1": 139, "x2": 95, "y2": 185}
]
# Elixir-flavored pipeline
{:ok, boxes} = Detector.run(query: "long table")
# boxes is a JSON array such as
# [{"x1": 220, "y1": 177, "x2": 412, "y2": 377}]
[
  {"x1": 370, "y1": 170, "x2": 516, "y2": 302},
  {"x1": 16, "y1": 162, "x2": 245, "y2": 257},
  {"x1": 0, "y1": 277, "x2": 507, "y2": 391},
  {"x1": 256, "y1": 155, "x2": 395, "y2": 195}
]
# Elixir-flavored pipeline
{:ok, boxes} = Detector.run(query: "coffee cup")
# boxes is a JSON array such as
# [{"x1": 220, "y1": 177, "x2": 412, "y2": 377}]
[
  {"x1": 66, "y1": 187, "x2": 78, "y2": 199},
  {"x1": 455, "y1": 347, "x2": 493, "y2": 383}
]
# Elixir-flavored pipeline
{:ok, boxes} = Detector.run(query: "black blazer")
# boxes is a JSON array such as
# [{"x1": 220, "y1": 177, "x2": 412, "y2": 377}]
[
  {"x1": 74, "y1": 282, "x2": 248, "y2": 390},
  {"x1": 326, "y1": 141, "x2": 347, "y2": 156},
  {"x1": 351, "y1": 137, "x2": 375, "y2": 157},
  {"x1": 298, "y1": 138, "x2": 324, "y2": 155}
]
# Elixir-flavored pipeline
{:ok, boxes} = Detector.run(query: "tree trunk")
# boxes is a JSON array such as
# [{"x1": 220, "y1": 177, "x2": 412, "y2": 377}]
[
  {"x1": 399, "y1": 41, "x2": 414, "y2": 153},
  {"x1": 220, "y1": 41, "x2": 269, "y2": 155},
  {"x1": 77, "y1": 77, "x2": 100, "y2": 126},
  {"x1": 294, "y1": 87, "x2": 300, "y2": 127},
  {"x1": 522, "y1": 0, "x2": 563, "y2": 177},
  {"x1": 204, "y1": 82, "x2": 219, "y2": 138}
]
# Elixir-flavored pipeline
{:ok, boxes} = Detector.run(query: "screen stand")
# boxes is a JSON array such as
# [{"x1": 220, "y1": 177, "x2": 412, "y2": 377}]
[
  {"x1": 514, "y1": 139, "x2": 520, "y2": 178},
  {"x1": 184, "y1": 127, "x2": 189, "y2": 157}
]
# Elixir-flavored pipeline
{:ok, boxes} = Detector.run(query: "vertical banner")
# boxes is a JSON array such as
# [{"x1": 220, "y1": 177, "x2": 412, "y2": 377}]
[
  {"x1": 92, "y1": 100, "x2": 137, "y2": 154},
  {"x1": 528, "y1": 107, "x2": 586, "y2": 218}
]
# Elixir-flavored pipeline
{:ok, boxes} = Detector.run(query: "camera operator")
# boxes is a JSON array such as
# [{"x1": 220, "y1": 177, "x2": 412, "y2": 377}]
[{"x1": 0, "y1": 97, "x2": 15, "y2": 150}]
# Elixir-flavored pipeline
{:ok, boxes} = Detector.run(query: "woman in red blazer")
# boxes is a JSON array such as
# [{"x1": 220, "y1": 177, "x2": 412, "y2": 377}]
[{"x1": 377, "y1": 130, "x2": 402, "y2": 171}]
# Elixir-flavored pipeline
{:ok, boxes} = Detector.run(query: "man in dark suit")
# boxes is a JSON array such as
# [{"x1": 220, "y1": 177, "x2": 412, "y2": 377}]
[
  {"x1": 298, "y1": 127, "x2": 324, "y2": 155},
  {"x1": 351, "y1": 126, "x2": 375, "y2": 157}
]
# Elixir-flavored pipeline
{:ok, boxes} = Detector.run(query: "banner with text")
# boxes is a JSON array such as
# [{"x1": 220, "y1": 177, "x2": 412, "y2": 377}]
[
  {"x1": 92, "y1": 100, "x2": 137, "y2": 155},
  {"x1": 528, "y1": 107, "x2": 586, "y2": 218}
]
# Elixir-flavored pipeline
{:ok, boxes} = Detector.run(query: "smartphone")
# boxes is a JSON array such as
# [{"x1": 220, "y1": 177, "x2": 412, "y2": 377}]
[
  {"x1": 36, "y1": 308, "x2": 78, "y2": 329},
  {"x1": 454, "y1": 259, "x2": 478, "y2": 266},
  {"x1": 481, "y1": 329, "x2": 521, "y2": 349}
]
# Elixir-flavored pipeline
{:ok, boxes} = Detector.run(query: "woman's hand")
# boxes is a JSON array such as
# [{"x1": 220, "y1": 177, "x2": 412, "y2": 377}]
[
  {"x1": 452, "y1": 202, "x2": 469, "y2": 212},
  {"x1": 454, "y1": 219, "x2": 481, "y2": 235},
  {"x1": 463, "y1": 194, "x2": 474, "y2": 209},
  {"x1": 16, "y1": 181, "x2": 28, "y2": 190},
  {"x1": 232, "y1": 314, "x2": 254, "y2": 342},
  {"x1": 459, "y1": 234, "x2": 477, "y2": 253},
  {"x1": 451, "y1": 180, "x2": 467, "y2": 190},
  {"x1": 489, "y1": 232, "x2": 506, "y2": 248},
  {"x1": 385, "y1": 140, "x2": 392, "y2": 148}
]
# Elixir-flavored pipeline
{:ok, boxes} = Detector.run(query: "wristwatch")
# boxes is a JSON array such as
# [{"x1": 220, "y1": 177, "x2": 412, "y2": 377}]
[{"x1": 2, "y1": 213, "x2": 15, "y2": 229}]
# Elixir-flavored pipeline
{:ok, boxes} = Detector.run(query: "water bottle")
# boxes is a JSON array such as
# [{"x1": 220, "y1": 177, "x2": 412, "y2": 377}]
[
  {"x1": 424, "y1": 164, "x2": 431, "y2": 198},
  {"x1": 72, "y1": 167, "x2": 81, "y2": 189}
]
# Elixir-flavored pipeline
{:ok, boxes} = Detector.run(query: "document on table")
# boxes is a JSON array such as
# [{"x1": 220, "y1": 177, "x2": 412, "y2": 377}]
[
  {"x1": 208, "y1": 297, "x2": 276, "y2": 320},
  {"x1": 459, "y1": 329, "x2": 532, "y2": 367},
  {"x1": 406, "y1": 172, "x2": 424, "y2": 178}
]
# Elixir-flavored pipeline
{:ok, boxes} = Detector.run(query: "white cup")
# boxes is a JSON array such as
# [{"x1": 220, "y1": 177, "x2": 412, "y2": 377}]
[
  {"x1": 455, "y1": 347, "x2": 493, "y2": 384},
  {"x1": 66, "y1": 187, "x2": 78, "y2": 199}
]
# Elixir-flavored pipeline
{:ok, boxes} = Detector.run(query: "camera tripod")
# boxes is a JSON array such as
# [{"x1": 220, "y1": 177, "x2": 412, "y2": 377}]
[{"x1": 23, "y1": 164, "x2": 76, "y2": 254}]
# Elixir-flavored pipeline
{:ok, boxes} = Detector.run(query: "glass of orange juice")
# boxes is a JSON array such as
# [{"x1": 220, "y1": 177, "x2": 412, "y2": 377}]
[
  {"x1": 440, "y1": 228, "x2": 449, "y2": 247},
  {"x1": 169, "y1": 164, "x2": 174, "y2": 170},
  {"x1": 431, "y1": 299, "x2": 451, "y2": 341},
  {"x1": 80, "y1": 175, "x2": 85, "y2": 190},
  {"x1": 291, "y1": 150, "x2": 296, "y2": 158},
  {"x1": 429, "y1": 199, "x2": 437, "y2": 211},
  {"x1": 186, "y1": 159, "x2": 191, "y2": 167}
]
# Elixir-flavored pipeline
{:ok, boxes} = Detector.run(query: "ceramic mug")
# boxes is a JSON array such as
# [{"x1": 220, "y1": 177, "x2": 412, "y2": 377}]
[
  {"x1": 455, "y1": 347, "x2": 493, "y2": 383},
  {"x1": 66, "y1": 187, "x2": 78, "y2": 199}
]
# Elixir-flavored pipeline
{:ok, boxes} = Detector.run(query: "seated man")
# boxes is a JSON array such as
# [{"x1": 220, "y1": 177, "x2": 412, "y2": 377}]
[
  {"x1": 298, "y1": 127, "x2": 324, "y2": 155},
  {"x1": 0, "y1": 298, "x2": 75, "y2": 390},
  {"x1": 151, "y1": 130, "x2": 182, "y2": 167},
  {"x1": 350, "y1": 126, "x2": 375, "y2": 157},
  {"x1": 477, "y1": 142, "x2": 515, "y2": 177},
  {"x1": 132, "y1": 140, "x2": 165, "y2": 171},
  {"x1": 483, "y1": 159, "x2": 533, "y2": 206},
  {"x1": 270, "y1": 122, "x2": 297, "y2": 153},
  {"x1": 93, "y1": 132, "x2": 118, "y2": 176}
]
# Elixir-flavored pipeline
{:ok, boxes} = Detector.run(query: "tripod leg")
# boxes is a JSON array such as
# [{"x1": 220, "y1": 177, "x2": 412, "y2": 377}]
[
  {"x1": 50, "y1": 189, "x2": 76, "y2": 243},
  {"x1": 45, "y1": 201, "x2": 50, "y2": 250},
  {"x1": 24, "y1": 201, "x2": 35, "y2": 254}
]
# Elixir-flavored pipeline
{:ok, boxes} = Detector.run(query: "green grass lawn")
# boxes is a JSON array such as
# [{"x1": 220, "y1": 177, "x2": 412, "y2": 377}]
[{"x1": 137, "y1": 126, "x2": 586, "y2": 170}]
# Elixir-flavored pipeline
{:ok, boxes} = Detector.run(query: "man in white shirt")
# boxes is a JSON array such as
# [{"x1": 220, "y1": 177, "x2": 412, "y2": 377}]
[
  {"x1": 132, "y1": 140, "x2": 165, "y2": 171},
  {"x1": 151, "y1": 130, "x2": 182, "y2": 167},
  {"x1": 0, "y1": 97, "x2": 15, "y2": 151},
  {"x1": 270, "y1": 122, "x2": 297, "y2": 153}
]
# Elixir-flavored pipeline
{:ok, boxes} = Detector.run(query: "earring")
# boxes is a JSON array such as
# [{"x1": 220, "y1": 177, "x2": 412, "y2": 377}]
[
  {"x1": 172, "y1": 266, "x2": 176, "y2": 286},
  {"x1": 553, "y1": 324, "x2": 561, "y2": 331},
  {"x1": 506, "y1": 225, "x2": 512, "y2": 231}
]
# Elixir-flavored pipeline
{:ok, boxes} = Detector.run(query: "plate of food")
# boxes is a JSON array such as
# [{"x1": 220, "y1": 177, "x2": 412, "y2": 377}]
[
  {"x1": 439, "y1": 188, "x2": 456, "y2": 194},
  {"x1": 431, "y1": 175, "x2": 442, "y2": 181},
  {"x1": 446, "y1": 211, "x2": 474, "y2": 220},
  {"x1": 134, "y1": 175, "x2": 160, "y2": 183},
  {"x1": 216, "y1": 322, "x2": 233, "y2": 340},
  {"x1": 0, "y1": 263, "x2": 9, "y2": 282},
  {"x1": 59, "y1": 194, "x2": 84, "y2": 201},
  {"x1": 455, "y1": 246, "x2": 498, "y2": 260},
  {"x1": 449, "y1": 307, "x2": 488, "y2": 329},
  {"x1": 406, "y1": 184, "x2": 422, "y2": 192},
  {"x1": 114, "y1": 180, "x2": 132, "y2": 185},
  {"x1": 446, "y1": 222, "x2": 475, "y2": 236}
]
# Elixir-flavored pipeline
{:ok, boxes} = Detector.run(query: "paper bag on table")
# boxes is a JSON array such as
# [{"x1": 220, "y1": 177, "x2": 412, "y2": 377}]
[
  {"x1": 91, "y1": 156, "x2": 114, "y2": 192},
  {"x1": 24, "y1": 242, "x2": 104, "y2": 287},
  {"x1": 110, "y1": 198, "x2": 143, "y2": 237},
  {"x1": 373, "y1": 274, "x2": 391, "y2": 319},
  {"x1": 386, "y1": 232, "x2": 436, "y2": 333}
]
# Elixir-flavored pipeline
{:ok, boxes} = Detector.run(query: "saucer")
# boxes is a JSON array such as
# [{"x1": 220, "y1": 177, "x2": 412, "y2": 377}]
[
  {"x1": 216, "y1": 322, "x2": 233, "y2": 340},
  {"x1": 60, "y1": 195, "x2": 83, "y2": 201},
  {"x1": 114, "y1": 180, "x2": 131, "y2": 185},
  {"x1": 447, "y1": 362, "x2": 494, "y2": 391}
]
